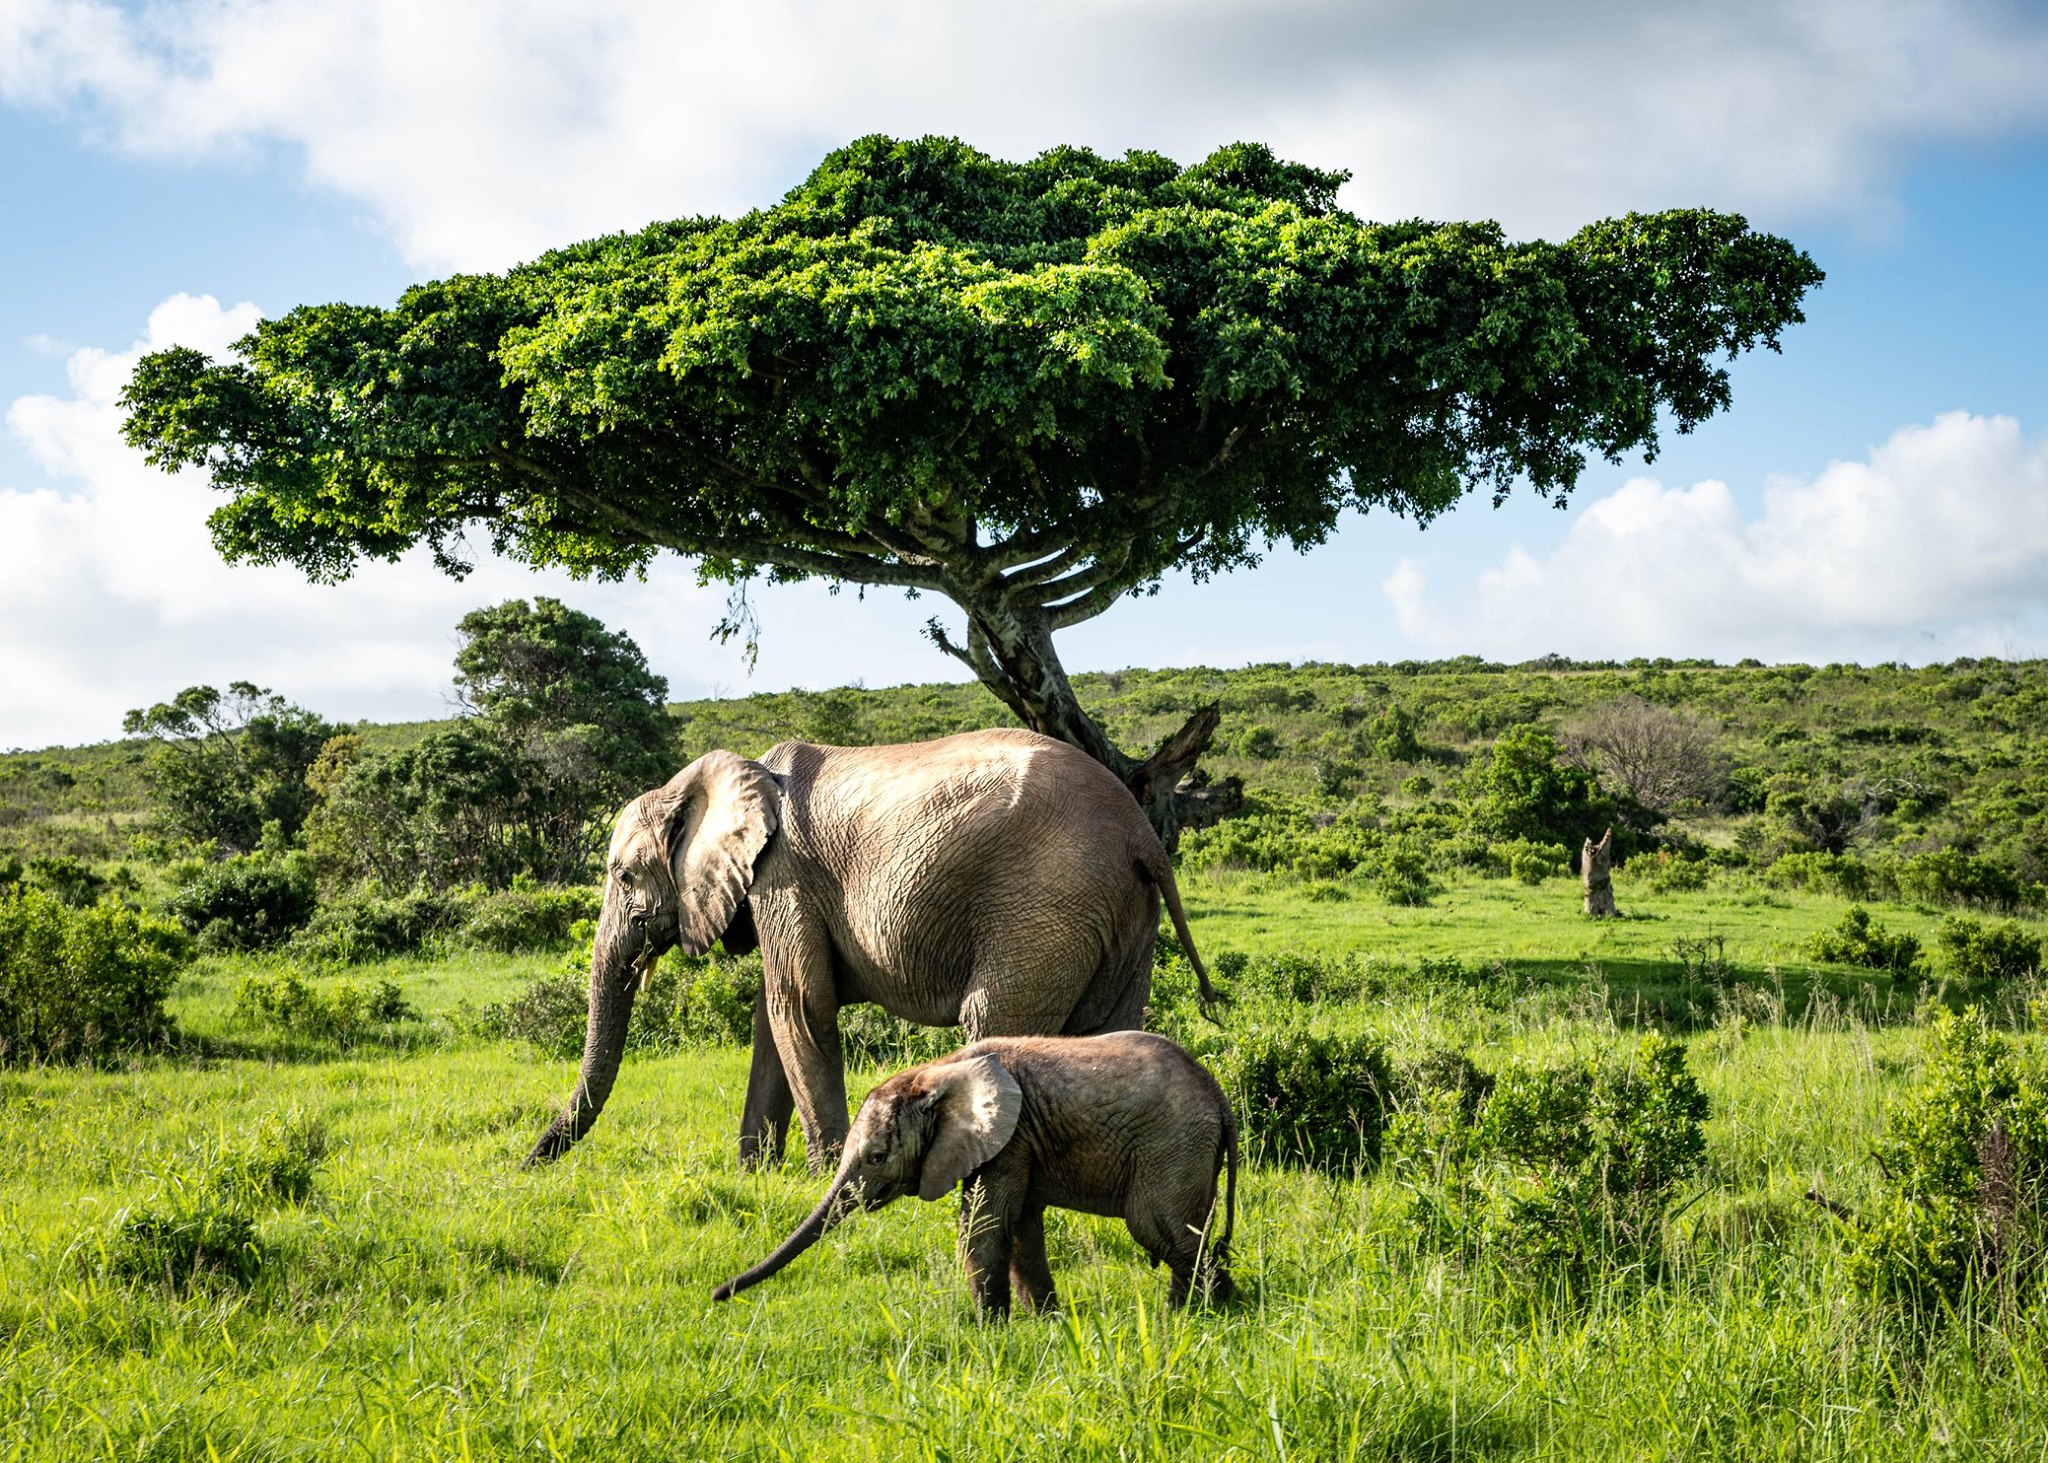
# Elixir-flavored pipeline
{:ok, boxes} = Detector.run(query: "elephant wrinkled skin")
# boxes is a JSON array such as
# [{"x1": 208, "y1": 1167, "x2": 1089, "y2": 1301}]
[
  {"x1": 524, "y1": 729, "x2": 1220, "y2": 1171},
  {"x1": 713, "y1": 1032, "x2": 1239, "y2": 1315}
]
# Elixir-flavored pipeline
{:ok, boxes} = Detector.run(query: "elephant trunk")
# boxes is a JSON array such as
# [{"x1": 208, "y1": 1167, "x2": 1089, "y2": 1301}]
[
  {"x1": 523, "y1": 902, "x2": 644, "y2": 1167},
  {"x1": 711, "y1": 1173, "x2": 858, "y2": 1301}
]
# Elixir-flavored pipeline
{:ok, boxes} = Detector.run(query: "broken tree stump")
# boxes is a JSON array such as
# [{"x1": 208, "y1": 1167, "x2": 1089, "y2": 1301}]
[{"x1": 1582, "y1": 827, "x2": 1618, "y2": 918}]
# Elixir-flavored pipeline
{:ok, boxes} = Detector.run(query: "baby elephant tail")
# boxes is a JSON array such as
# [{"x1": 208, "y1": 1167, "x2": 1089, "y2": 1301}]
[{"x1": 1216, "y1": 1106, "x2": 1239, "y2": 1264}]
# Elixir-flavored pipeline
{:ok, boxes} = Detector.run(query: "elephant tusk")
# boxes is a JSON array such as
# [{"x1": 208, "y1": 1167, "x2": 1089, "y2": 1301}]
[{"x1": 635, "y1": 950, "x2": 660, "y2": 995}]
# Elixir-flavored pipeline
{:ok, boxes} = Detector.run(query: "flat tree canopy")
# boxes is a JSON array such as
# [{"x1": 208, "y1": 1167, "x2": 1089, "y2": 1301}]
[{"x1": 121, "y1": 135, "x2": 1822, "y2": 834}]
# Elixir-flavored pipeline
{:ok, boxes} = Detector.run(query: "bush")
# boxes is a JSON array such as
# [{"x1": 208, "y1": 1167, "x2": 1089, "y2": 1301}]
[
  {"x1": 1370, "y1": 838, "x2": 1435, "y2": 907},
  {"x1": 458, "y1": 885, "x2": 601, "y2": 952},
  {"x1": 232, "y1": 969, "x2": 416, "y2": 1043},
  {"x1": 0, "y1": 888, "x2": 187, "y2": 1063},
  {"x1": 102, "y1": 1111, "x2": 327, "y2": 1291},
  {"x1": 1846, "y1": 1007, "x2": 2047, "y2": 1323},
  {"x1": 1804, "y1": 907, "x2": 1921, "y2": 975},
  {"x1": 1893, "y1": 848, "x2": 2030, "y2": 912},
  {"x1": 1767, "y1": 851, "x2": 1875, "y2": 900},
  {"x1": 485, "y1": 944, "x2": 763, "y2": 1058},
  {"x1": 289, "y1": 890, "x2": 464, "y2": 962},
  {"x1": 1488, "y1": 838, "x2": 1568, "y2": 885},
  {"x1": 1388, "y1": 1032, "x2": 1710, "y2": 1283},
  {"x1": 164, "y1": 856, "x2": 317, "y2": 951},
  {"x1": 1638, "y1": 851, "x2": 1712, "y2": 893},
  {"x1": 1203, "y1": 1027, "x2": 1396, "y2": 1172},
  {"x1": 1937, "y1": 916, "x2": 2043, "y2": 986}
]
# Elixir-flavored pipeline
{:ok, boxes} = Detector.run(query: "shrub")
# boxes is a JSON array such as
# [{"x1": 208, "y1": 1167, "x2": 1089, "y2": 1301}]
[
  {"x1": 1203, "y1": 1027, "x2": 1396, "y2": 1172},
  {"x1": 108, "y1": 1195, "x2": 265, "y2": 1290},
  {"x1": 1370, "y1": 838, "x2": 1434, "y2": 907},
  {"x1": 1804, "y1": 907, "x2": 1921, "y2": 975},
  {"x1": 1938, "y1": 916, "x2": 2044, "y2": 985},
  {"x1": 459, "y1": 885, "x2": 601, "y2": 952},
  {"x1": 0, "y1": 889, "x2": 187, "y2": 1063},
  {"x1": 1638, "y1": 851, "x2": 1712, "y2": 893},
  {"x1": 485, "y1": 946, "x2": 763, "y2": 1057},
  {"x1": 102, "y1": 1111, "x2": 328, "y2": 1291},
  {"x1": 233, "y1": 969, "x2": 415, "y2": 1043},
  {"x1": 22, "y1": 854, "x2": 106, "y2": 907},
  {"x1": 1488, "y1": 838, "x2": 1568, "y2": 885},
  {"x1": 164, "y1": 856, "x2": 317, "y2": 951},
  {"x1": 1767, "y1": 851, "x2": 1876, "y2": 900},
  {"x1": 1846, "y1": 1008, "x2": 2047, "y2": 1323},
  {"x1": 1893, "y1": 848, "x2": 2030, "y2": 912},
  {"x1": 289, "y1": 890, "x2": 464, "y2": 962},
  {"x1": 1388, "y1": 1032, "x2": 1710, "y2": 1283}
]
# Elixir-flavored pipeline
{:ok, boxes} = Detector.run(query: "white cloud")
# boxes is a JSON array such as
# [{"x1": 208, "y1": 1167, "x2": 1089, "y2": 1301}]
[
  {"x1": 4, "y1": 0, "x2": 2046, "y2": 268},
  {"x1": 1383, "y1": 411, "x2": 2048, "y2": 664},
  {"x1": 0, "y1": 294, "x2": 955, "y2": 751}
]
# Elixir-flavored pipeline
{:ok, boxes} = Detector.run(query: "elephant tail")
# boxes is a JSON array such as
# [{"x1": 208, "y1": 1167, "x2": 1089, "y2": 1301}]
[
  {"x1": 1139, "y1": 846, "x2": 1226, "y2": 1012},
  {"x1": 1217, "y1": 1105, "x2": 1239, "y2": 1264}
]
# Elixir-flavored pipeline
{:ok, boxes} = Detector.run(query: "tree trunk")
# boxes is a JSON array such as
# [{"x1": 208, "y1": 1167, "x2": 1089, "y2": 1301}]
[
  {"x1": 1582, "y1": 828, "x2": 1618, "y2": 919},
  {"x1": 950, "y1": 599, "x2": 1220, "y2": 848}
]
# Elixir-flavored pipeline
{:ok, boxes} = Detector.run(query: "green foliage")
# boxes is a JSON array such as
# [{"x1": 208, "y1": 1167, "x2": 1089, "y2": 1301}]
[
  {"x1": 1637, "y1": 850, "x2": 1713, "y2": 893},
  {"x1": 1466, "y1": 726, "x2": 1632, "y2": 857},
  {"x1": 163, "y1": 855, "x2": 317, "y2": 951},
  {"x1": 1369, "y1": 837, "x2": 1436, "y2": 907},
  {"x1": 102, "y1": 1112, "x2": 328, "y2": 1291},
  {"x1": 457, "y1": 884, "x2": 602, "y2": 953},
  {"x1": 20, "y1": 853, "x2": 108, "y2": 907},
  {"x1": 1804, "y1": 907, "x2": 1922, "y2": 975},
  {"x1": 450, "y1": 597, "x2": 676, "y2": 882},
  {"x1": 0, "y1": 888, "x2": 187, "y2": 1063},
  {"x1": 486, "y1": 944, "x2": 764, "y2": 1059},
  {"x1": 1768, "y1": 850, "x2": 1876, "y2": 900},
  {"x1": 232, "y1": 969, "x2": 416, "y2": 1043},
  {"x1": 307, "y1": 602, "x2": 674, "y2": 892},
  {"x1": 121, "y1": 136, "x2": 1817, "y2": 768},
  {"x1": 1201, "y1": 1027, "x2": 1395, "y2": 1172},
  {"x1": 1389, "y1": 1032, "x2": 1710, "y2": 1282},
  {"x1": 1848, "y1": 1009, "x2": 2048, "y2": 1321},
  {"x1": 1488, "y1": 838, "x2": 1570, "y2": 885},
  {"x1": 1893, "y1": 848, "x2": 2029, "y2": 912},
  {"x1": 121, "y1": 681, "x2": 336, "y2": 855},
  {"x1": 289, "y1": 888, "x2": 466, "y2": 963},
  {"x1": 1937, "y1": 916, "x2": 2043, "y2": 986}
]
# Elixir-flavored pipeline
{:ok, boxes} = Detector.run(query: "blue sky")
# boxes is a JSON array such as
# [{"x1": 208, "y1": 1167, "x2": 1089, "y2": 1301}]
[{"x1": 3, "y1": 0, "x2": 2046, "y2": 749}]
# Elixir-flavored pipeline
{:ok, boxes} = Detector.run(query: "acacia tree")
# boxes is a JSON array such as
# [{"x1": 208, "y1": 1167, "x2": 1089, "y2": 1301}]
[{"x1": 120, "y1": 135, "x2": 1821, "y2": 837}]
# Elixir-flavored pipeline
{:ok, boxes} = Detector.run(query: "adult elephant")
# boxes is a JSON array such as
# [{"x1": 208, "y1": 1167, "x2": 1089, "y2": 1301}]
[{"x1": 523, "y1": 729, "x2": 1220, "y2": 1171}]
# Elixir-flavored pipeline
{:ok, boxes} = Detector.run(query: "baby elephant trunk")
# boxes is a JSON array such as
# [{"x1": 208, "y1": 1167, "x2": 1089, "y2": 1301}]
[{"x1": 711, "y1": 1178, "x2": 856, "y2": 1301}]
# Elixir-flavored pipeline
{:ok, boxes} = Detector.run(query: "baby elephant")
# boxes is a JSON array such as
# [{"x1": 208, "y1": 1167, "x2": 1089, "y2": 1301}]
[{"x1": 712, "y1": 1032, "x2": 1238, "y2": 1315}]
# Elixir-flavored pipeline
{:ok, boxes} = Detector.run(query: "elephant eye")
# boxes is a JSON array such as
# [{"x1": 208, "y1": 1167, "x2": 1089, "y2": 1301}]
[{"x1": 862, "y1": 1145, "x2": 886, "y2": 1167}]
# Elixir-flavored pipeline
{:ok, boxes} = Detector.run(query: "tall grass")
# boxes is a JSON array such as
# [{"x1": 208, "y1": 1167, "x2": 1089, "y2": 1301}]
[{"x1": 2, "y1": 878, "x2": 2044, "y2": 1459}]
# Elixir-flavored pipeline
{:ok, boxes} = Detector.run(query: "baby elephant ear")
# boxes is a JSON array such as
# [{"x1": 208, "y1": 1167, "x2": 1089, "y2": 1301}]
[{"x1": 918, "y1": 1054, "x2": 1023, "y2": 1202}]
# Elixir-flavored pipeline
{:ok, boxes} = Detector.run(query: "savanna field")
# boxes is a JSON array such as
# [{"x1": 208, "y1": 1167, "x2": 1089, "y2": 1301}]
[{"x1": 4, "y1": 656, "x2": 2047, "y2": 1459}]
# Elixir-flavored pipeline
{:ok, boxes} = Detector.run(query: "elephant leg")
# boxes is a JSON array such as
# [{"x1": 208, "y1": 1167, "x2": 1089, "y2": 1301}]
[
  {"x1": 1128, "y1": 1187, "x2": 1229, "y2": 1309},
  {"x1": 738, "y1": 986, "x2": 796, "y2": 1169},
  {"x1": 761, "y1": 926, "x2": 850, "y2": 1173},
  {"x1": 957, "y1": 1176, "x2": 1016, "y2": 1318},
  {"x1": 1008, "y1": 1206, "x2": 1058, "y2": 1315}
]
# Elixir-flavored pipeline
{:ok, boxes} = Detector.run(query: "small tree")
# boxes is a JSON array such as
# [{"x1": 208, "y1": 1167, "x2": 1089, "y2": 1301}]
[
  {"x1": 453, "y1": 597, "x2": 675, "y2": 882},
  {"x1": 1564, "y1": 695, "x2": 1722, "y2": 815},
  {"x1": 306, "y1": 602, "x2": 673, "y2": 891},
  {"x1": 121, "y1": 136, "x2": 1822, "y2": 839},
  {"x1": 122, "y1": 682, "x2": 336, "y2": 855},
  {"x1": 1467, "y1": 726, "x2": 1634, "y2": 860}
]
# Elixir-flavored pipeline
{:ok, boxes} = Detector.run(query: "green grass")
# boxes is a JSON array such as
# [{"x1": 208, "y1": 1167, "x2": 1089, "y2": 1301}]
[{"x1": 3, "y1": 877, "x2": 2046, "y2": 1459}]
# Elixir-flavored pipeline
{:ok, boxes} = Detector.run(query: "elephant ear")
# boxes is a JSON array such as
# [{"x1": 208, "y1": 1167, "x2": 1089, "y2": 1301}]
[
  {"x1": 917, "y1": 1054, "x2": 1023, "y2": 1202},
  {"x1": 658, "y1": 751, "x2": 780, "y2": 956}
]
